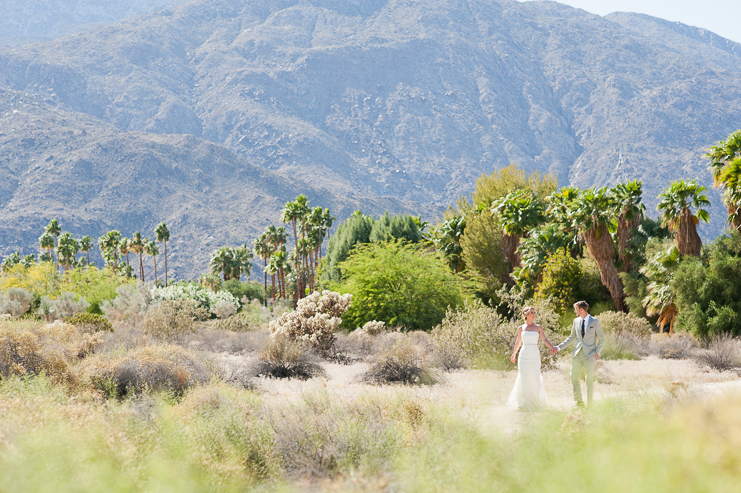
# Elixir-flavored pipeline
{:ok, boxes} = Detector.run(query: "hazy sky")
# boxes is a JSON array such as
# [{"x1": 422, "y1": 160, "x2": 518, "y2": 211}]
[{"x1": 522, "y1": 0, "x2": 741, "y2": 44}]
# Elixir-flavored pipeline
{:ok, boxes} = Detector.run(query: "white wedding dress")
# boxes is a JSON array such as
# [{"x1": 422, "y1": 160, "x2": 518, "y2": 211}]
[{"x1": 507, "y1": 330, "x2": 549, "y2": 411}]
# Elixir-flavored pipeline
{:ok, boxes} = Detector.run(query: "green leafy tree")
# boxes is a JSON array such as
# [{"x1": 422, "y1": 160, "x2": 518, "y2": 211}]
[
  {"x1": 611, "y1": 180, "x2": 646, "y2": 272},
  {"x1": 368, "y1": 212, "x2": 423, "y2": 244},
  {"x1": 672, "y1": 231, "x2": 741, "y2": 338},
  {"x1": 534, "y1": 248, "x2": 583, "y2": 314},
  {"x1": 155, "y1": 222, "x2": 170, "y2": 286},
  {"x1": 657, "y1": 179, "x2": 710, "y2": 257},
  {"x1": 460, "y1": 210, "x2": 510, "y2": 301},
  {"x1": 517, "y1": 223, "x2": 579, "y2": 291},
  {"x1": 321, "y1": 213, "x2": 375, "y2": 285},
  {"x1": 333, "y1": 240, "x2": 467, "y2": 331}
]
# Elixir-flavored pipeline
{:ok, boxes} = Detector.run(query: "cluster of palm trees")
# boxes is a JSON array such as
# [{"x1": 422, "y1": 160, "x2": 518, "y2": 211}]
[
  {"x1": 253, "y1": 195, "x2": 335, "y2": 305},
  {"x1": 98, "y1": 223, "x2": 170, "y2": 285},
  {"x1": 208, "y1": 245, "x2": 253, "y2": 281},
  {"x1": 431, "y1": 174, "x2": 713, "y2": 318}
]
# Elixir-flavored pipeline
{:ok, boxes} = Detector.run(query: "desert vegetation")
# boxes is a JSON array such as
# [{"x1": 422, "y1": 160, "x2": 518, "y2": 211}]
[{"x1": 0, "y1": 131, "x2": 741, "y2": 491}]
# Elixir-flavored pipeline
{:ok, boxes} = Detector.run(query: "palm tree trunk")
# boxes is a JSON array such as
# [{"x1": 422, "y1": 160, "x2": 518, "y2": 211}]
[
  {"x1": 139, "y1": 252, "x2": 145, "y2": 282},
  {"x1": 583, "y1": 223, "x2": 625, "y2": 311},
  {"x1": 164, "y1": 240, "x2": 168, "y2": 286},
  {"x1": 617, "y1": 212, "x2": 640, "y2": 272},
  {"x1": 263, "y1": 257, "x2": 268, "y2": 306},
  {"x1": 677, "y1": 208, "x2": 702, "y2": 257},
  {"x1": 153, "y1": 255, "x2": 158, "y2": 284},
  {"x1": 86, "y1": 250, "x2": 90, "y2": 267},
  {"x1": 502, "y1": 234, "x2": 521, "y2": 270}
]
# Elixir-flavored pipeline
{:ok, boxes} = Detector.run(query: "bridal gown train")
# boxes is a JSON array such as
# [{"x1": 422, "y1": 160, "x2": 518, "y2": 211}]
[{"x1": 507, "y1": 330, "x2": 549, "y2": 410}]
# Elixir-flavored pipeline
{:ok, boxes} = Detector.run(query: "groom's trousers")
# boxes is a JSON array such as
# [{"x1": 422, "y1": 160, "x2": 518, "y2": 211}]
[{"x1": 570, "y1": 351, "x2": 595, "y2": 406}]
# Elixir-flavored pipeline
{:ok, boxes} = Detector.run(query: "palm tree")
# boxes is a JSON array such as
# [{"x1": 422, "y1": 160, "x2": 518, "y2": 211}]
[
  {"x1": 130, "y1": 232, "x2": 146, "y2": 281},
  {"x1": 253, "y1": 232, "x2": 272, "y2": 304},
  {"x1": 210, "y1": 247, "x2": 234, "y2": 281},
  {"x1": 155, "y1": 222, "x2": 170, "y2": 286},
  {"x1": 567, "y1": 187, "x2": 626, "y2": 311},
  {"x1": 232, "y1": 244, "x2": 253, "y2": 281},
  {"x1": 281, "y1": 195, "x2": 310, "y2": 300},
  {"x1": 321, "y1": 208, "x2": 335, "y2": 258},
  {"x1": 21, "y1": 254, "x2": 36, "y2": 268},
  {"x1": 491, "y1": 189, "x2": 546, "y2": 270},
  {"x1": 119, "y1": 238, "x2": 132, "y2": 278},
  {"x1": 44, "y1": 219, "x2": 62, "y2": 267},
  {"x1": 39, "y1": 232, "x2": 55, "y2": 263},
  {"x1": 657, "y1": 180, "x2": 710, "y2": 257},
  {"x1": 611, "y1": 180, "x2": 646, "y2": 272},
  {"x1": 79, "y1": 236, "x2": 93, "y2": 268},
  {"x1": 146, "y1": 240, "x2": 159, "y2": 284},
  {"x1": 640, "y1": 246, "x2": 681, "y2": 333},
  {"x1": 55, "y1": 232, "x2": 79, "y2": 273},
  {"x1": 428, "y1": 214, "x2": 467, "y2": 273},
  {"x1": 98, "y1": 230, "x2": 122, "y2": 274},
  {"x1": 706, "y1": 130, "x2": 741, "y2": 230},
  {"x1": 1, "y1": 252, "x2": 22, "y2": 272}
]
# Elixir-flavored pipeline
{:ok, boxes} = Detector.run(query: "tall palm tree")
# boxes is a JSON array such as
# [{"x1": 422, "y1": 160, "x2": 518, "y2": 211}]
[
  {"x1": 79, "y1": 235, "x2": 93, "y2": 268},
  {"x1": 428, "y1": 214, "x2": 467, "y2": 273},
  {"x1": 56, "y1": 232, "x2": 79, "y2": 273},
  {"x1": 321, "y1": 208, "x2": 335, "y2": 259},
  {"x1": 567, "y1": 187, "x2": 626, "y2": 311},
  {"x1": 706, "y1": 130, "x2": 741, "y2": 230},
  {"x1": 281, "y1": 195, "x2": 310, "y2": 300},
  {"x1": 657, "y1": 179, "x2": 710, "y2": 257},
  {"x1": 98, "y1": 230, "x2": 122, "y2": 274},
  {"x1": 491, "y1": 189, "x2": 546, "y2": 270},
  {"x1": 611, "y1": 180, "x2": 646, "y2": 272},
  {"x1": 130, "y1": 232, "x2": 146, "y2": 281},
  {"x1": 21, "y1": 254, "x2": 36, "y2": 268},
  {"x1": 119, "y1": 238, "x2": 132, "y2": 278},
  {"x1": 39, "y1": 232, "x2": 55, "y2": 263},
  {"x1": 233, "y1": 244, "x2": 253, "y2": 281},
  {"x1": 1, "y1": 252, "x2": 22, "y2": 272},
  {"x1": 155, "y1": 222, "x2": 170, "y2": 286},
  {"x1": 44, "y1": 219, "x2": 62, "y2": 267},
  {"x1": 210, "y1": 247, "x2": 234, "y2": 281},
  {"x1": 145, "y1": 240, "x2": 159, "y2": 284},
  {"x1": 253, "y1": 232, "x2": 272, "y2": 304}
]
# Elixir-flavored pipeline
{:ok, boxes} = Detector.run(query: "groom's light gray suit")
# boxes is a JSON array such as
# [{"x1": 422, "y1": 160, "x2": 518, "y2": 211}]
[{"x1": 557, "y1": 314, "x2": 605, "y2": 406}]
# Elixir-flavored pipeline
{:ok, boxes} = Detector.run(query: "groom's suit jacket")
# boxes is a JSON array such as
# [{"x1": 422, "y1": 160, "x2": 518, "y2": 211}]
[{"x1": 557, "y1": 314, "x2": 606, "y2": 358}]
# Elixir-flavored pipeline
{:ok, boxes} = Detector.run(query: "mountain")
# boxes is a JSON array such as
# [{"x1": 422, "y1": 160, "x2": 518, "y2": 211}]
[
  {"x1": 1, "y1": 0, "x2": 740, "y2": 277},
  {"x1": 0, "y1": 0, "x2": 191, "y2": 45}
]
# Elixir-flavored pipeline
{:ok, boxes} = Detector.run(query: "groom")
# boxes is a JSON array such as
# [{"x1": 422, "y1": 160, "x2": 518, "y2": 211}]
[{"x1": 552, "y1": 301, "x2": 605, "y2": 408}]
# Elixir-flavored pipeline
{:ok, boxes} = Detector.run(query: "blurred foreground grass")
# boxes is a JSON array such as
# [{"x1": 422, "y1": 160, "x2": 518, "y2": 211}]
[{"x1": 0, "y1": 375, "x2": 739, "y2": 492}]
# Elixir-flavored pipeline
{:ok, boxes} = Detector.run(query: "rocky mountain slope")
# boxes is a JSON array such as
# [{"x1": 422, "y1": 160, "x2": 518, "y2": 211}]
[{"x1": 1, "y1": 0, "x2": 739, "y2": 278}]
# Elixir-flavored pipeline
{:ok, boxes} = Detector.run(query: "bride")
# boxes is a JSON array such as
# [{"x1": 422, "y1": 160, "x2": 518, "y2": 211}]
[{"x1": 507, "y1": 306, "x2": 556, "y2": 411}]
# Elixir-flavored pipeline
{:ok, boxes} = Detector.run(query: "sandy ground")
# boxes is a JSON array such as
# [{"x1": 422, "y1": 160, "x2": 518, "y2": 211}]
[{"x1": 223, "y1": 354, "x2": 741, "y2": 435}]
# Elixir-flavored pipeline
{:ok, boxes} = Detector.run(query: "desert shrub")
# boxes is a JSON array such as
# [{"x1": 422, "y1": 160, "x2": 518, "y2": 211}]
[
  {"x1": 535, "y1": 248, "x2": 583, "y2": 314},
  {"x1": 269, "y1": 290, "x2": 351, "y2": 355},
  {"x1": 600, "y1": 334, "x2": 640, "y2": 361},
  {"x1": 1, "y1": 287, "x2": 33, "y2": 315},
  {"x1": 51, "y1": 292, "x2": 90, "y2": 318},
  {"x1": 63, "y1": 267, "x2": 125, "y2": 314},
  {"x1": 694, "y1": 334, "x2": 741, "y2": 371},
  {"x1": 214, "y1": 299, "x2": 275, "y2": 332},
  {"x1": 101, "y1": 282, "x2": 152, "y2": 328},
  {"x1": 361, "y1": 334, "x2": 438, "y2": 385},
  {"x1": 333, "y1": 240, "x2": 467, "y2": 331},
  {"x1": 82, "y1": 344, "x2": 211, "y2": 398},
  {"x1": 222, "y1": 279, "x2": 265, "y2": 304},
  {"x1": 251, "y1": 336, "x2": 325, "y2": 379},
  {"x1": 212, "y1": 300, "x2": 237, "y2": 319},
  {"x1": 64, "y1": 313, "x2": 114, "y2": 333},
  {"x1": 432, "y1": 337, "x2": 467, "y2": 371},
  {"x1": 598, "y1": 311, "x2": 652, "y2": 338},
  {"x1": 151, "y1": 282, "x2": 240, "y2": 318},
  {"x1": 189, "y1": 328, "x2": 269, "y2": 355},
  {"x1": 142, "y1": 299, "x2": 208, "y2": 340},
  {"x1": 650, "y1": 333, "x2": 698, "y2": 359},
  {"x1": 361, "y1": 320, "x2": 386, "y2": 336},
  {"x1": 0, "y1": 320, "x2": 102, "y2": 383}
]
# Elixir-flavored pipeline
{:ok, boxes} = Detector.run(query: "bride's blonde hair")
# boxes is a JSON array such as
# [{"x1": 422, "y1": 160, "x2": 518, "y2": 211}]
[{"x1": 522, "y1": 306, "x2": 536, "y2": 321}]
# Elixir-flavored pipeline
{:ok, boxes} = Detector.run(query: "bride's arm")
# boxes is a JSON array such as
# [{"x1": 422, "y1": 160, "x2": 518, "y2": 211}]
[
  {"x1": 510, "y1": 326, "x2": 523, "y2": 363},
  {"x1": 538, "y1": 325, "x2": 556, "y2": 351}
]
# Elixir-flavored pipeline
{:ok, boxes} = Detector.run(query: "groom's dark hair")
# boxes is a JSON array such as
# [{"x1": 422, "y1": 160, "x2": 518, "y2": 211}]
[{"x1": 574, "y1": 301, "x2": 589, "y2": 311}]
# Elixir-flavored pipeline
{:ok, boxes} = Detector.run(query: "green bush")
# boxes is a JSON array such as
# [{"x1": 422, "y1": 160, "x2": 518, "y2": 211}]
[
  {"x1": 64, "y1": 313, "x2": 114, "y2": 333},
  {"x1": 63, "y1": 267, "x2": 129, "y2": 315},
  {"x1": 673, "y1": 232, "x2": 741, "y2": 338},
  {"x1": 598, "y1": 311, "x2": 652, "y2": 338},
  {"x1": 333, "y1": 240, "x2": 467, "y2": 332},
  {"x1": 535, "y1": 248, "x2": 582, "y2": 314},
  {"x1": 222, "y1": 279, "x2": 265, "y2": 305}
]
